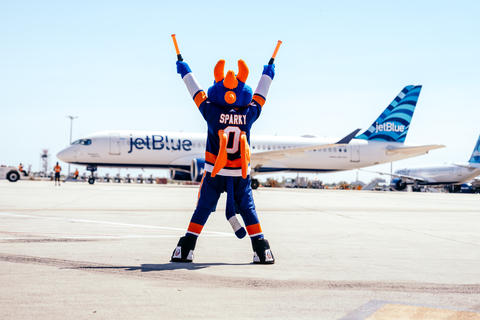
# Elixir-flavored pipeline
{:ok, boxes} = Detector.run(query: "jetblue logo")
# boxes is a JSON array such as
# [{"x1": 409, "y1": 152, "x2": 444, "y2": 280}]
[
  {"x1": 473, "y1": 150, "x2": 480, "y2": 157},
  {"x1": 128, "y1": 135, "x2": 192, "y2": 153},
  {"x1": 375, "y1": 122, "x2": 405, "y2": 133}
]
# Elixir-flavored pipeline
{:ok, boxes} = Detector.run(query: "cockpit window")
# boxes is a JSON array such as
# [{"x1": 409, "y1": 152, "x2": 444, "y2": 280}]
[{"x1": 71, "y1": 139, "x2": 92, "y2": 145}]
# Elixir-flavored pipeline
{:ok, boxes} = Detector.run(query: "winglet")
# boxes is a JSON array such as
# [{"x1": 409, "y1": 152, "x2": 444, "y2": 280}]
[{"x1": 335, "y1": 128, "x2": 362, "y2": 144}]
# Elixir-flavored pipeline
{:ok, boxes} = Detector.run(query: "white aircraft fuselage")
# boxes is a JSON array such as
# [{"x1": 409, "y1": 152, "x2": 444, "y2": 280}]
[
  {"x1": 394, "y1": 163, "x2": 480, "y2": 185},
  {"x1": 57, "y1": 130, "x2": 439, "y2": 176}
]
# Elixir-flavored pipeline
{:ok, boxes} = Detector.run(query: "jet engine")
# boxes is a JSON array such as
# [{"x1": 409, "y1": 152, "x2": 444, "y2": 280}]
[
  {"x1": 390, "y1": 178, "x2": 407, "y2": 191},
  {"x1": 190, "y1": 158, "x2": 205, "y2": 182},
  {"x1": 169, "y1": 169, "x2": 191, "y2": 181}
]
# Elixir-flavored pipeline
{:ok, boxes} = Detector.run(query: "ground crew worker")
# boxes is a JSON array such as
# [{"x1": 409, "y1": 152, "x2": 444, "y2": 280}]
[
  {"x1": 18, "y1": 163, "x2": 27, "y2": 176},
  {"x1": 54, "y1": 162, "x2": 61, "y2": 186},
  {"x1": 74, "y1": 169, "x2": 79, "y2": 179}
]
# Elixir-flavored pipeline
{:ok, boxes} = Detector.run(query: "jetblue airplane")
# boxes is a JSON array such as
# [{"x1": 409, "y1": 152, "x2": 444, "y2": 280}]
[
  {"x1": 367, "y1": 134, "x2": 480, "y2": 192},
  {"x1": 57, "y1": 85, "x2": 444, "y2": 188}
]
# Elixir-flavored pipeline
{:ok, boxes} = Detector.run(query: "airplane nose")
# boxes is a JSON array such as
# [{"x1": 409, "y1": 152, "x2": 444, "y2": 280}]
[{"x1": 57, "y1": 147, "x2": 75, "y2": 162}]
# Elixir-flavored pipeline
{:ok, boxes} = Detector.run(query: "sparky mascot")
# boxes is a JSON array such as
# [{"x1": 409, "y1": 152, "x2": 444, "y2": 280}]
[{"x1": 170, "y1": 36, "x2": 279, "y2": 264}]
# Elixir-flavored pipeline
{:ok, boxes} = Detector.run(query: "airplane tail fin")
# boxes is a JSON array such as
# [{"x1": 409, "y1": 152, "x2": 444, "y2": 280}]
[
  {"x1": 468, "y1": 134, "x2": 480, "y2": 163},
  {"x1": 356, "y1": 85, "x2": 422, "y2": 142}
]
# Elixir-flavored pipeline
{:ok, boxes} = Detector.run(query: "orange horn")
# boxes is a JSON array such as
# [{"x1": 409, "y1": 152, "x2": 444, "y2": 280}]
[
  {"x1": 237, "y1": 60, "x2": 249, "y2": 83},
  {"x1": 224, "y1": 70, "x2": 238, "y2": 89},
  {"x1": 214, "y1": 60, "x2": 225, "y2": 83}
]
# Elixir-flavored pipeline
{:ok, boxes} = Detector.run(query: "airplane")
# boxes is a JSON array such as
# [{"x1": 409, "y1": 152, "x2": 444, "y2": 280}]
[
  {"x1": 57, "y1": 84, "x2": 445, "y2": 189},
  {"x1": 365, "y1": 134, "x2": 480, "y2": 192}
]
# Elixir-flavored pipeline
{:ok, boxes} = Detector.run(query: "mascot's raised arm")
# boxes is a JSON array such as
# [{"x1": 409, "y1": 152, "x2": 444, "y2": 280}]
[{"x1": 170, "y1": 35, "x2": 280, "y2": 264}]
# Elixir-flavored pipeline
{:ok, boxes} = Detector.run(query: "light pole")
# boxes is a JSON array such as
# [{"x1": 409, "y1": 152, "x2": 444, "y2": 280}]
[{"x1": 66, "y1": 116, "x2": 78, "y2": 178}]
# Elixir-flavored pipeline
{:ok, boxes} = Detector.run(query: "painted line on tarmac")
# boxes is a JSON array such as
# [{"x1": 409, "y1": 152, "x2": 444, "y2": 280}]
[
  {"x1": 0, "y1": 212, "x2": 232, "y2": 237},
  {"x1": 1, "y1": 208, "x2": 479, "y2": 212},
  {"x1": 339, "y1": 299, "x2": 480, "y2": 320},
  {"x1": 0, "y1": 234, "x2": 228, "y2": 240}
]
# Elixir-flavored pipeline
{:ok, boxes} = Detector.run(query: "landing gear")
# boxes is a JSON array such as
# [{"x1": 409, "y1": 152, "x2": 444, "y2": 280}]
[
  {"x1": 87, "y1": 165, "x2": 97, "y2": 185},
  {"x1": 251, "y1": 178, "x2": 259, "y2": 190}
]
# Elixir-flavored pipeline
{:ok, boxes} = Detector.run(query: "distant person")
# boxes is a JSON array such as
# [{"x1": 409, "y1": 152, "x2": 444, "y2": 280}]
[
  {"x1": 18, "y1": 163, "x2": 27, "y2": 176},
  {"x1": 54, "y1": 162, "x2": 62, "y2": 186},
  {"x1": 74, "y1": 169, "x2": 79, "y2": 180}
]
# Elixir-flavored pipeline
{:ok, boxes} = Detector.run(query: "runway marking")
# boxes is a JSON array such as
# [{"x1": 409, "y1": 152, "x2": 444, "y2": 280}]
[
  {"x1": 0, "y1": 235, "x2": 217, "y2": 240},
  {"x1": 339, "y1": 300, "x2": 480, "y2": 320},
  {"x1": 0, "y1": 212, "x2": 233, "y2": 238},
  {"x1": 1, "y1": 208, "x2": 479, "y2": 212}
]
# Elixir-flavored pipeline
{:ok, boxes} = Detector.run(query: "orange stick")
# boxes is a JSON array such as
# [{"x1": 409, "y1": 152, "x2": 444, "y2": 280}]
[
  {"x1": 271, "y1": 40, "x2": 282, "y2": 59},
  {"x1": 268, "y1": 40, "x2": 282, "y2": 65},
  {"x1": 171, "y1": 34, "x2": 183, "y2": 61}
]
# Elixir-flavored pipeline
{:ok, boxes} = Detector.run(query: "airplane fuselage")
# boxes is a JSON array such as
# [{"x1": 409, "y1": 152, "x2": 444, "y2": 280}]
[
  {"x1": 57, "y1": 130, "x2": 434, "y2": 175},
  {"x1": 395, "y1": 163, "x2": 480, "y2": 185}
]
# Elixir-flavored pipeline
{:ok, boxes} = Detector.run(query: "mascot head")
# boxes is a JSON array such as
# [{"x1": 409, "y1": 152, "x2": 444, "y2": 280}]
[{"x1": 207, "y1": 59, "x2": 253, "y2": 107}]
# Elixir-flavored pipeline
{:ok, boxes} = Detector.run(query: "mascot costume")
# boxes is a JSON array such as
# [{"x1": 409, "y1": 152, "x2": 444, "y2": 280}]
[{"x1": 170, "y1": 35, "x2": 281, "y2": 264}]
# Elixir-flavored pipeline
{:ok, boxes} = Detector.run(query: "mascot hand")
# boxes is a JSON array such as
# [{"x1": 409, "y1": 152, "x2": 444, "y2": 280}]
[
  {"x1": 176, "y1": 61, "x2": 192, "y2": 78},
  {"x1": 262, "y1": 64, "x2": 275, "y2": 80}
]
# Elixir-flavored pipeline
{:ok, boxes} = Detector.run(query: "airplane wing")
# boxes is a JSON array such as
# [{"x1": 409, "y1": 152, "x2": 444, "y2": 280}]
[
  {"x1": 384, "y1": 144, "x2": 445, "y2": 155},
  {"x1": 359, "y1": 169, "x2": 429, "y2": 183},
  {"x1": 450, "y1": 163, "x2": 479, "y2": 170},
  {"x1": 251, "y1": 128, "x2": 361, "y2": 164}
]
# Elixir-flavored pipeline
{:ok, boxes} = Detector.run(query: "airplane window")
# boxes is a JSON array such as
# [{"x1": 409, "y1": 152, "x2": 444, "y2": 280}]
[
  {"x1": 71, "y1": 140, "x2": 82, "y2": 145},
  {"x1": 273, "y1": 146, "x2": 276, "y2": 150},
  {"x1": 283, "y1": 146, "x2": 286, "y2": 149},
  {"x1": 328, "y1": 148, "x2": 332, "y2": 152},
  {"x1": 262, "y1": 146, "x2": 265, "y2": 150},
  {"x1": 83, "y1": 139, "x2": 92, "y2": 145},
  {"x1": 252, "y1": 146, "x2": 256, "y2": 149},
  {"x1": 339, "y1": 149, "x2": 342, "y2": 152},
  {"x1": 333, "y1": 148, "x2": 337, "y2": 152}
]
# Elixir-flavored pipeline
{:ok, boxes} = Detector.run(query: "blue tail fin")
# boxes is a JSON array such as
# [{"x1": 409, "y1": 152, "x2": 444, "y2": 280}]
[
  {"x1": 356, "y1": 85, "x2": 422, "y2": 142},
  {"x1": 468, "y1": 134, "x2": 480, "y2": 163}
]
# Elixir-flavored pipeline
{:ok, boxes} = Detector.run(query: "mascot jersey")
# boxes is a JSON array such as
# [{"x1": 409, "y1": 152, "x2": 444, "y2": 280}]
[
  {"x1": 179, "y1": 59, "x2": 273, "y2": 177},
  {"x1": 176, "y1": 59, "x2": 274, "y2": 240}
]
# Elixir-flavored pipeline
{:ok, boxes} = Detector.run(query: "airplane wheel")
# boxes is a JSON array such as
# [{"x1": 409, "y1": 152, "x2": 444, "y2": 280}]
[
  {"x1": 88, "y1": 177, "x2": 95, "y2": 185},
  {"x1": 7, "y1": 171, "x2": 20, "y2": 182},
  {"x1": 251, "y1": 178, "x2": 259, "y2": 190}
]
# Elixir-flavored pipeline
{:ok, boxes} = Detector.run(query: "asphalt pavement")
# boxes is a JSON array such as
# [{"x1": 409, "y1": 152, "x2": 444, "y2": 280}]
[{"x1": 1, "y1": 180, "x2": 479, "y2": 319}]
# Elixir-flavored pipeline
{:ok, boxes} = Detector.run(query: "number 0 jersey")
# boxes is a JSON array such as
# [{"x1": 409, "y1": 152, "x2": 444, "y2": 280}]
[{"x1": 182, "y1": 72, "x2": 273, "y2": 177}]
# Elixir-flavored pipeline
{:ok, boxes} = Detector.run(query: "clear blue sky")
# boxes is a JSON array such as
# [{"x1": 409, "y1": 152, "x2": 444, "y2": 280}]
[{"x1": 1, "y1": 1, "x2": 479, "y2": 183}]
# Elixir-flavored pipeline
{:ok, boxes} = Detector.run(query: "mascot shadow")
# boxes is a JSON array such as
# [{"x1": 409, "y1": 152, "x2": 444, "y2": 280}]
[{"x1": 79, "y1": 262, "x2": 251, "y2": 273}]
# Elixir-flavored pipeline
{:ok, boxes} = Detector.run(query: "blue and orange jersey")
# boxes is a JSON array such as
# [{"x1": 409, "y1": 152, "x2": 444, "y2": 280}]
[
  {"x1": 181, "y1": 69, "x2": 272, "y2": 177},
  {"x1": 199, "y1": 99, "x2": 261, "y2": 176}
]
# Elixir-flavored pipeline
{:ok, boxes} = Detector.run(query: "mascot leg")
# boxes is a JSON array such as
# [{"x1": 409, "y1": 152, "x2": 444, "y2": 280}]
[
  {"x1": 226, "y1": 177, "x2": 247, "y2": 239},
  {"x1": 233, "y1": 176, "x2": 275, "y2": 264},
  {"x1": 171, "y1": 173, "x2": 221, "y2": 262}
]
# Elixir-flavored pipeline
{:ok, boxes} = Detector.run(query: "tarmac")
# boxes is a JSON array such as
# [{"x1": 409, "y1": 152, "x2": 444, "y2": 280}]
[{"x1": 0, "y1": 180, "x2": 479, "y2": 319}]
